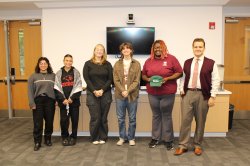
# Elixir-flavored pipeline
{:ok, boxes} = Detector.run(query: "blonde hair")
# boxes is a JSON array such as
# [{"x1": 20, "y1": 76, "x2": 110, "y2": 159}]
[{"x1": 90, "y1": 44, "x2": 107, "y2": 64}]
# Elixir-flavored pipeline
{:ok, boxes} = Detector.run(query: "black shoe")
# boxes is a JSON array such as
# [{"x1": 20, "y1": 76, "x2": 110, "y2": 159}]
[
  {"x1": 62, "y1": 138, "x2": 69, "y2": 146},
  {"x1": 69, "y1": 137, "x2": 76, "y2": 146},
  {"x1": 164, "y1": 141, "x2": 174, "y2": 150},
  {"x1": 34, "y1": 143, "x2": 41, "y2": 151},
  {"x1": 44, "y1": 139, "x2": 52, "y2": 146},
  {"x1": 148, "y1": 139, "x2": 159, "y2": 148}
]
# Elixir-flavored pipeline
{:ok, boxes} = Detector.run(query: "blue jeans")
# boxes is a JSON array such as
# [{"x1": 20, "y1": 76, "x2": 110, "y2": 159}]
[{"x1": 116, "y1": 98, "x2": 138, "y2": 140}]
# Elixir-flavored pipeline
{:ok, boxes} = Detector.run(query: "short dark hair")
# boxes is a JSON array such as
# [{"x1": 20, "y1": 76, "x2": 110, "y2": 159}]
[
  {"x1": 35, "y1": 57, "x2": 53, "y2": 73},
  {"x1": 64, "y1": 54, "x2": 73, "y2": 60},
  {"x1": 119, "y1": 42, "x2": 134, "y2": 58},
  {"x1": 192, "y1": 38, "x2": 205, "y2": 48}
]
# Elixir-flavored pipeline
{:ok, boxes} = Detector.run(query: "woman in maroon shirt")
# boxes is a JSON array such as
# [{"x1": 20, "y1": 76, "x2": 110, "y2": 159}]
[{"x1": 142, "y1": 40, "x2": 183, "y2": 150}]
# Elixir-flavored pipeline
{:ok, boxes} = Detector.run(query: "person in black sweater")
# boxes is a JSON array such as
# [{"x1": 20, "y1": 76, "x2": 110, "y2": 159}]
[
  {"x1": 54, "y1": 54, "x2": 82, "y2": 146},
  {"x1": 28, "y1": 57, "x2": 56, "y2": 151},
  {"x1": 83, "y1": 44, "x2": 113, "y2": 145}
]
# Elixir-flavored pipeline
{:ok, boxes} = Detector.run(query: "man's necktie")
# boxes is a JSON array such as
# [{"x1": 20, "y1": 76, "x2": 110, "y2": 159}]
[{"x1": 191, "y1": 59, "x2": 199, "y2": 88}]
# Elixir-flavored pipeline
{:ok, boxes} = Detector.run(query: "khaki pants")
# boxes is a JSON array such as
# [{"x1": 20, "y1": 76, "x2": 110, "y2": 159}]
[{"x1": 178, "y1": 90, "x2": 209, "y2": 149}]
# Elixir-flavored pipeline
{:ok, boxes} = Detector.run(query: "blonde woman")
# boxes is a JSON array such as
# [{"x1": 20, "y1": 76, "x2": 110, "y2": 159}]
[{"x1": 83, "y1": 44, "x2": 113, "y2": 145}]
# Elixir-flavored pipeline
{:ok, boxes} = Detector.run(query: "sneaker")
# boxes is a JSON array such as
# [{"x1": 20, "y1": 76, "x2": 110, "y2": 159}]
[
  {"x1": 92, "y1": 141, "x2": 99, "y2": 145},
  {"x1": 129, "y1": 140, "x2": 135, "y2": 146},
  {"x1": 62, "y1": 138, "x2": 69, "y2": 146},
  {"x1": 69, "y1": 137, "x2": 76, "y2": 146},
  {"x1": 164, "y1": 141, "x2": 174, "y2": 150},
  {"x1": 34, "y1": 143, "x2": 41, "y2": 151},
  {"x1": 148, "y1": 139, "x2": 159, "y2": 148},
  {"x1": 44, "y1": 139, "x2": 52, "y2": 146},
  {"x1": 116, "y1": 138, "x2": 125, "y2": 146},
  {"x1": 99, "y1": 140, "x2": 106, "y2": 144}
]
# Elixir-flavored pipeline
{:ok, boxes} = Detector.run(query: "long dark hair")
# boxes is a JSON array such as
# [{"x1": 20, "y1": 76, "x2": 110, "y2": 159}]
[{"x1": 35, "y1": 57, "x2": 53, "y2": 73}]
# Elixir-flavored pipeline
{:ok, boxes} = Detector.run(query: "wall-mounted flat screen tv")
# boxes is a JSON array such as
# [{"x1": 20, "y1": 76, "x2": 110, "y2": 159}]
[{"x1": 107, "y1": 27, "x2": 155, "y2": 55}]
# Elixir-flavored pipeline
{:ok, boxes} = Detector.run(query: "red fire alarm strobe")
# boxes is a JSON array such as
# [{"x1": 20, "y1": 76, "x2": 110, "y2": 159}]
[{"x1": 209, "y1": 22, "x2": 215, "y2": 30}]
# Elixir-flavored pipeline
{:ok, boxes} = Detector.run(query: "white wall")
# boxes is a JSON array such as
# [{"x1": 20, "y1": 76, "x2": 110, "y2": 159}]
[
  {"x1": 0, "y1": 10, "x2": 42, "y2": 20},
  {"x1": 42, "y1": 6, "x2": 223, "y2": 85}
]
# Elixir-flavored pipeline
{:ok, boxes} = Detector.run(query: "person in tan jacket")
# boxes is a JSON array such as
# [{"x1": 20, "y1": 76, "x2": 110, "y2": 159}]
[{"x1": 113, "y1": 42, "x2": 141, "y2": 146}]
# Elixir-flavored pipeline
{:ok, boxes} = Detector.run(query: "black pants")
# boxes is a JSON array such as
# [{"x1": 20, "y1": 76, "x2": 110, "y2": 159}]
[
  {"x1": 33, "y1": 96, "x2": 55, "y2": 144},
  {"x1": 59, "y1": 105, "x2": 79, "y2": 139},
  {"x1": 86, "y1": 90, "x2": 112, "y2": 141}
]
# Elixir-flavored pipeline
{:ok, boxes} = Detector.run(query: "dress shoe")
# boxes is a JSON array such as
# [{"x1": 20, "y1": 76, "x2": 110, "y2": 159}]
[
  {"x1": 68, "y1": 137, "x2": 76, "y2": 146},
  {"x1": 34, "y1": 143, "x2": 41, "y2": 151},
  {"x1": 174, "y1": 147, "x2": 188, "y2": 155},
  {"x1": 194, "y1": 147, "x2": 202, "y2": 156},
  {"x1": 44, "y1": 139, "x2": 52, "y2": 146}
]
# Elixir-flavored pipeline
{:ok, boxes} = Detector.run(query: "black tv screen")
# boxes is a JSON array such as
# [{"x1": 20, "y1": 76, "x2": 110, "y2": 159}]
[{"x1": 107, "y1": 27, "x2": 155, "y2": 55}]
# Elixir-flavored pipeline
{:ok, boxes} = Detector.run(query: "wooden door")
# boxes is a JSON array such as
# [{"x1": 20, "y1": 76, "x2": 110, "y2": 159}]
[
  {"x1": 0, "y1": 20, "x2": 42, "y2": 117},
  {"x1": 224, "y1": 17, "x2": 250, "y2": 111}
]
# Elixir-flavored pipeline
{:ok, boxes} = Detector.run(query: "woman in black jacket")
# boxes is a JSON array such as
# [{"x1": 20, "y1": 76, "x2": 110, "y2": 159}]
[{"x1": 83, "y1": 44, "x2": 113, "y2": 145}]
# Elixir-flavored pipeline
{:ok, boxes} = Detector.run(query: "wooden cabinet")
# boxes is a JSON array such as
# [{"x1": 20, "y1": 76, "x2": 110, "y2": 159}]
[{"x1": 53, "y1": 91, "x2": 231, "y2": 137}]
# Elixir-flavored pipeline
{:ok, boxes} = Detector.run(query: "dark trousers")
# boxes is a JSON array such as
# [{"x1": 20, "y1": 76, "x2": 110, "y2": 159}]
[
  {"x1": 33, "y1": 96, "x2": 55, "y2": 144},
  {"x1": 86, "y1": 90, "x2": 112, "y2": 141},
  {"x1": 148, "y1": 94, "x2": 175, "y2": 142},
  {"x1": 60, "y1": 105, "x2": 79, "y2": 139}
]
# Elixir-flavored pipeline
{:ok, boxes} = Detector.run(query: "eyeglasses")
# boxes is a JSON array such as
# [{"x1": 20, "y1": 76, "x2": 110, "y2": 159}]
[{"x1": 39, "y1": 63, "x2": 48, "y2": 66}]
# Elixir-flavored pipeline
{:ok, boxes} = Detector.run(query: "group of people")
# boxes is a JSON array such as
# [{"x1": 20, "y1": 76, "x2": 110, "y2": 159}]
[
  {"x1": 28, "y1": 54, "x2": 83, "y2": 151},
  {"x1": 28, "y1": 38, "x2": 220, "y2": 156}
]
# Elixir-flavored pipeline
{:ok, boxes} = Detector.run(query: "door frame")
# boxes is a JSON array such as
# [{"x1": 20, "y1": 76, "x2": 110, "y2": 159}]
[{"x1": 3, "y1": 20, "x2": 13, "y2": 119}]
